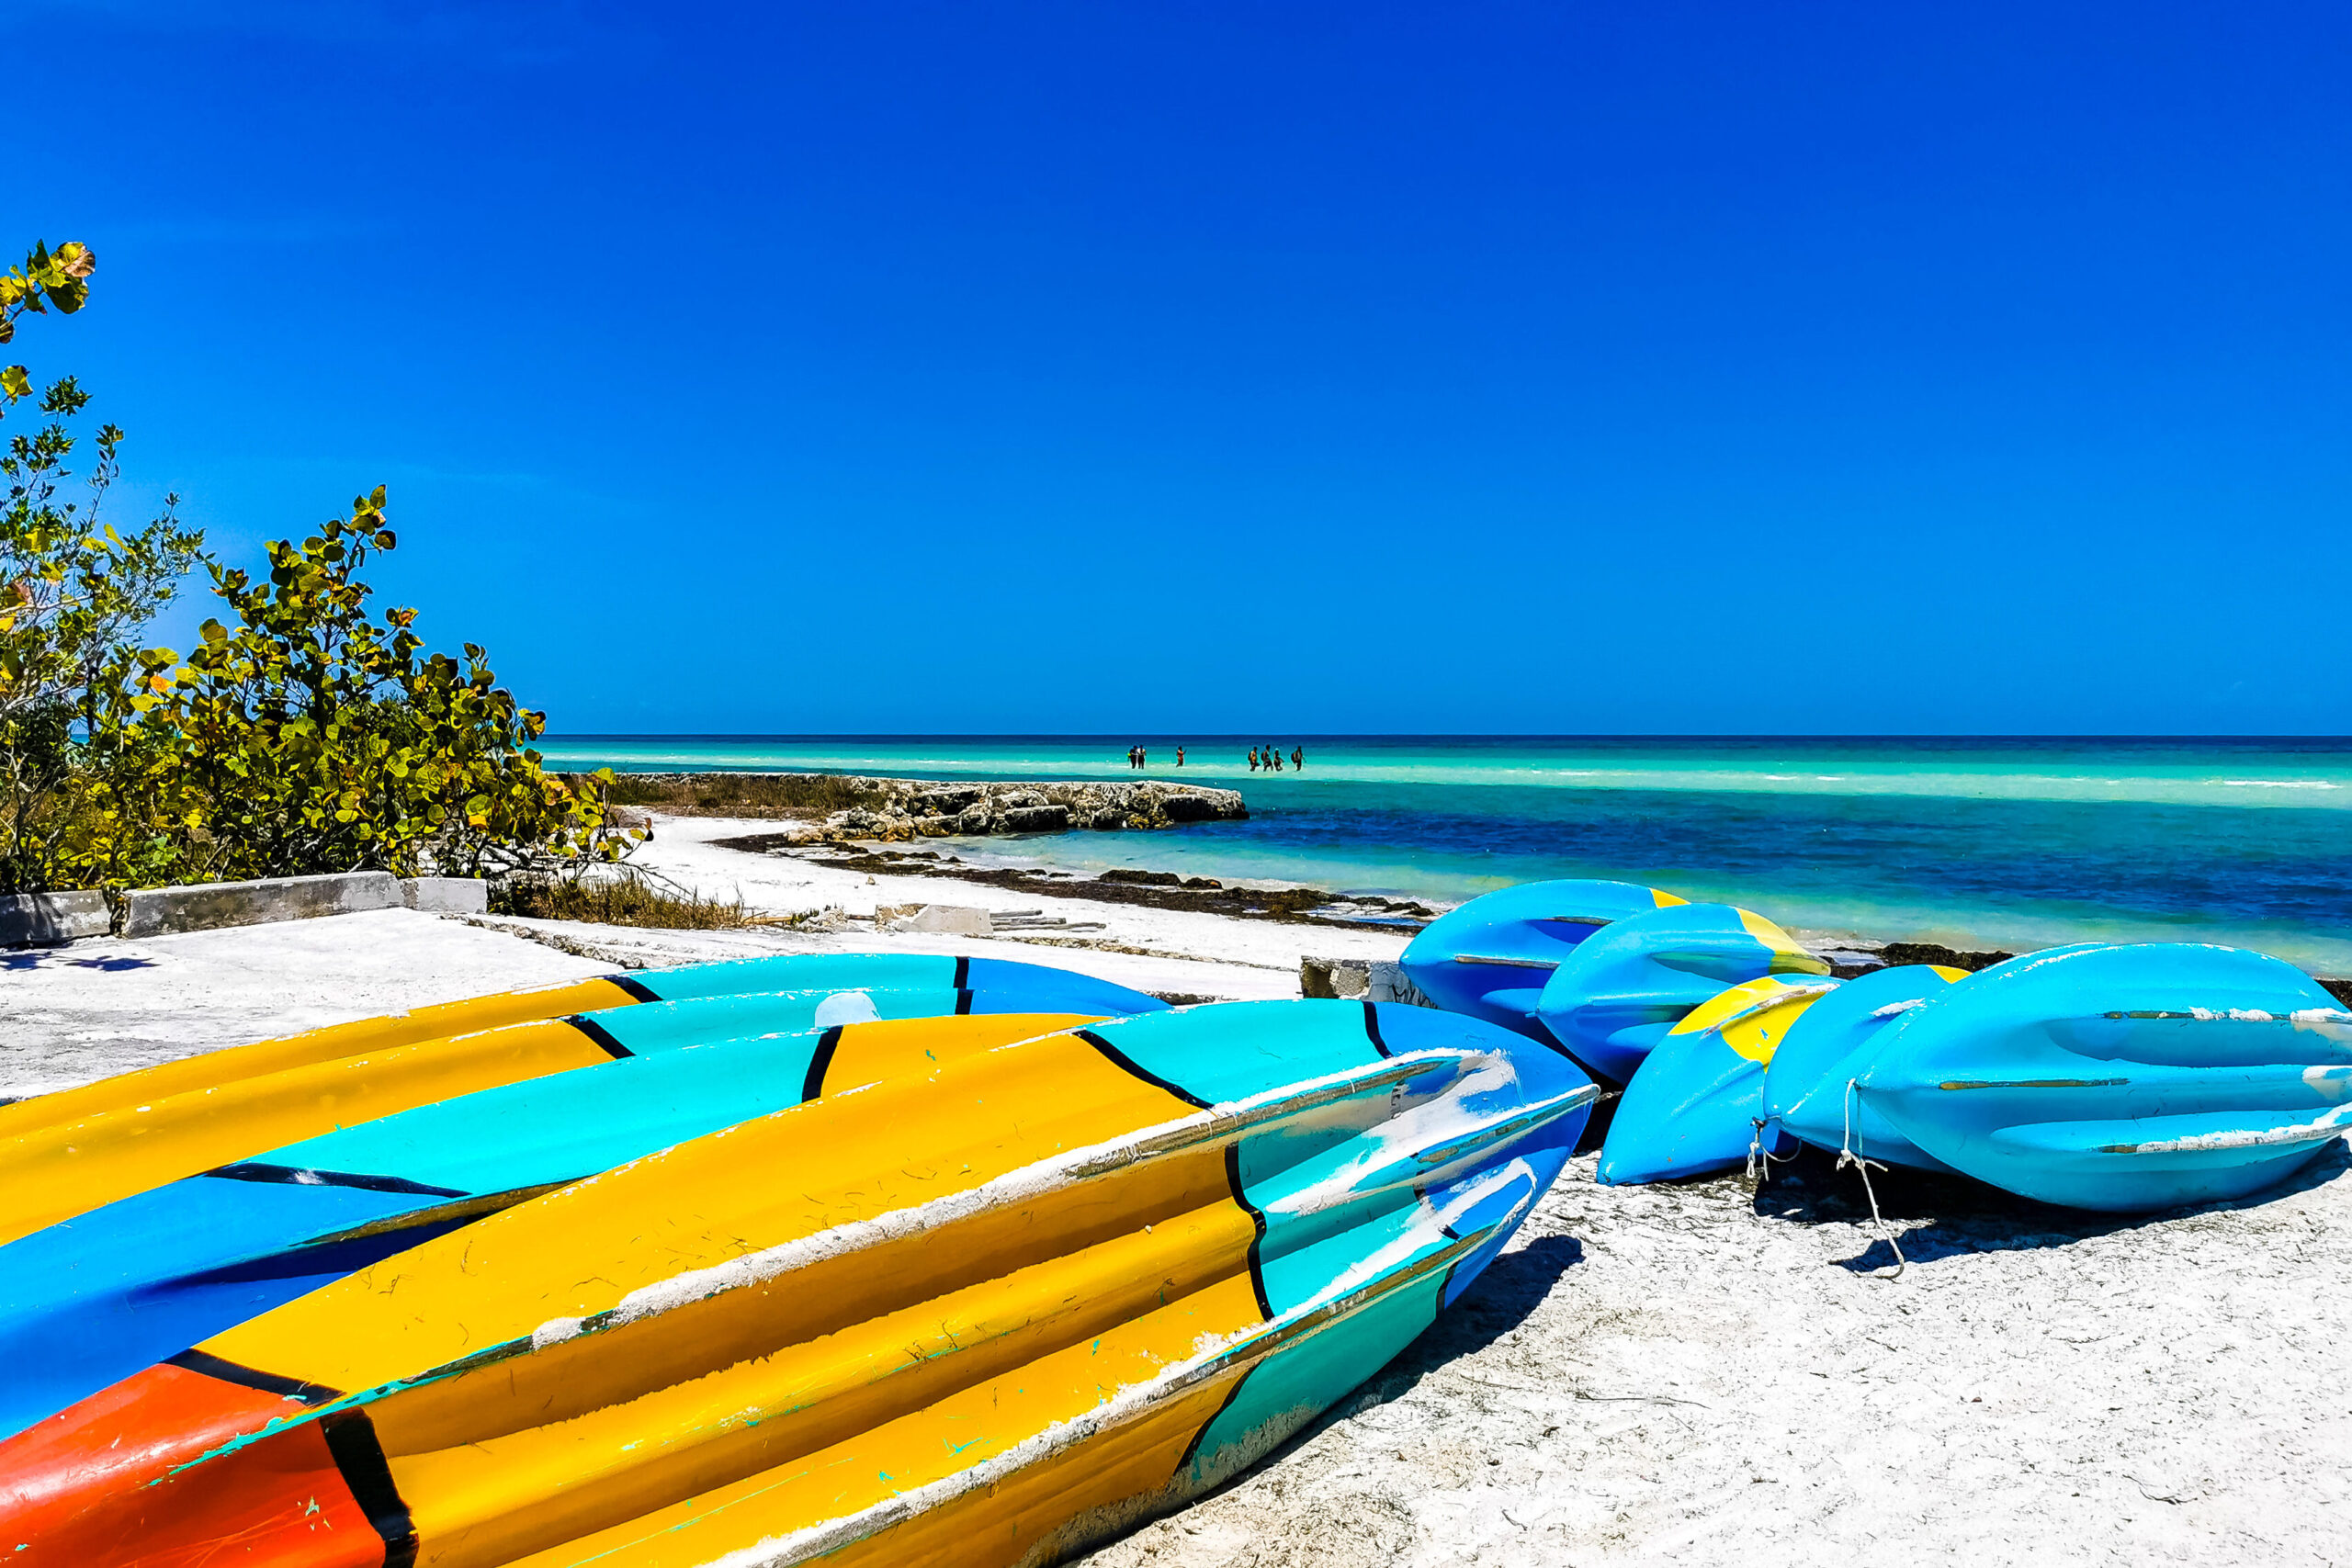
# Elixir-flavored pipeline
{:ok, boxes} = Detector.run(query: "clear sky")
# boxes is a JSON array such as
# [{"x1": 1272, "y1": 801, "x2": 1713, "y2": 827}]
[{"x1": 15, "y1": 2, "x2": 2350, "y2": 735}]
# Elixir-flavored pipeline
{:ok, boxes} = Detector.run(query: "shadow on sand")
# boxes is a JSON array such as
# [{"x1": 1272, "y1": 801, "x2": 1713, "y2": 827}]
[
  {"x1": 1, "y1": 950, "x2": 153, "y2": 972},
  {"x1": 1750, "y1": 1139, "x2": 2351, "y2": 1271}
]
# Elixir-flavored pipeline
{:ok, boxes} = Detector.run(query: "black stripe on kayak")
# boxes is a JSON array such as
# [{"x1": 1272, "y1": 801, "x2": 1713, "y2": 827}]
[
  {"x1": 953, "y1": 955, "x2": 971, "y2": 989},
  {"x1": 1362, "y1": 1001, "x2": 1392, "y2": 1058},
  {"x1": 1224, "y1": 1143, "x2": 1275, "y2": 1322},
  {"x1": 322, "y1": 1407, "x2": 419, "y2": 1568},
  {"x1": 955, "y1": 987, "x2": 974, "y2": 1016},
  {"x1": 1173, "y1": 1364, "x2": 1258, "y2": 1478},
  {"x1": 801, "y1": 1025, "x2": 844, "y2": 1100},
  {"x1": 1076, "y1": 1029, "x2": 1212, "y2": 1110},
  {"x1": 164, "y1": 1348, "x2": 340, "y2": 1406},
  {"x1": 564, "y1": 1013, "x2": 636, "y2": 1058},
  {"x1": 605, "y1": 974, "x2": 662, "y2": 1003},
  {"x1": 204, "y1": 1163, "x2": 470, "y2": 1199}
]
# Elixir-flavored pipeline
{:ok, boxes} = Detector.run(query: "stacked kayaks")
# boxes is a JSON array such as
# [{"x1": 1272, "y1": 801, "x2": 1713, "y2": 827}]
[
  {"x1": 1405, "y1": 882, "x2": 2352, "y2": 1213},
  {"x1": 0, "y1": 958, "x2": 1595, "y2": 1566}
]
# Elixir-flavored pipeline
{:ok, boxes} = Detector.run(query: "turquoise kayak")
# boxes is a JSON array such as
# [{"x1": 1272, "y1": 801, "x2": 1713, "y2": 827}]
[
  {"x1": 1397, "y1": 880, "x2": 1687, "y2": 1036},
  {"x1": 1859, "y1": 943, "x2": 2352, "y2": 1211},
  {"x1": 1760, "y1": 962, "x2": 1974, "y2": 1172},
  {"x1": 1597, "y1": 975, "x2": 1840, "y2": 1184},
  {"x1": 1534, "y1": 902, "x2": 1830, "y2": 1082}
]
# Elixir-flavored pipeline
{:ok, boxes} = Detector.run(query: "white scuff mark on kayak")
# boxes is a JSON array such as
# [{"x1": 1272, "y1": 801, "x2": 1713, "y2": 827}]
[
  {"x1": 523, "y1": 1049, "x2": 1487, "y2": 1349},
  {"x1": 811, "y1": 990, "x2": 881, "y2": 1028},
  {"x1": 1294, "y1": 1159, "x2": 1538, "y2": 1315},
  {"x1": 2301, "y1": 1066, "x2": 2352, "y2": 1104},
  {"x1": 2290, "y1": 1008, "x2": 2352, "y2": 1024},
  {"x1": 531, "y1": 1315, "x2": 586, "y2": 1348},
  {"x1": 1871, "y1": 998, "x2": 1929, "y2": 1019},
  {"x1": 2230, "y1": 1009, "x2": 2277, "y2": 1022},
  {"x1": 2102, "y1": 1103, "x2": 2352, "y2": 1155},
  {"x1": 1258, "y1": 1054, "x2": 1517, "y2": 1218}
]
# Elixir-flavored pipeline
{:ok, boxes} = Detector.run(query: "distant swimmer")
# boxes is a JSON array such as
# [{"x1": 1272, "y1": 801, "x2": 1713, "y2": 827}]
[
  {"x1": 1249, "y1": 748, "x2": 1260, "y2": 771},
  {"x1": 1291, "y1": 746, "x2": 1304, "y2": 771},
  {"x1": 1176, "y1": 746, "x2": 1185, "y2": 766},
  {"x1": 1265, "y1": 744, "x2": 1282, "y2": 772}
]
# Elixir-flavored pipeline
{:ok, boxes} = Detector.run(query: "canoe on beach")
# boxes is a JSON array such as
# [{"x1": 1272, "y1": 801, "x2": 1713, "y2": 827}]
[
  {"x1": 0, "y1": 1010, "x2": 1106, "y2": 1444},
  {"x1": 1760, "y1": 962, "x2": 1972, "y2": 1172},
  {"x1": 0, "y1": 955, "x2": 1164, "y2": 1246},
  {"x1": 2, "y1": 999, "x2": 1594, "y2": 1568}
]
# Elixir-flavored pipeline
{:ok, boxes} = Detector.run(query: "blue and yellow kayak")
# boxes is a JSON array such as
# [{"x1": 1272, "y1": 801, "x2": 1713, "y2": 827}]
[
  {"x1": 1597, "y1": 975, "x2": 1840, "y2": 1184},
  {"x1": 1534, "y1": 902, "x2": 1828, "y2": 1082},
  {"x1": 0, "y1": 1004, "x2": 1127, "y2": 1443},
  {"x1": 1398, "y1": 880, "x2": 1688, "y2": 1037},
  {"x1": 0, "y1": 956, "x2": 1161, "y2": 1246},
  {"x1": 0, "y1": 1000, "x2": 1592, "y2": 1568}
]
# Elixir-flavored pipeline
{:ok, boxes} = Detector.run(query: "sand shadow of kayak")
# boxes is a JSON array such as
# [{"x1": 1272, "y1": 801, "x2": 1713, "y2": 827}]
[{"x1": 1748, "y1": 1140, "x2": 2352, "y2": 1271}]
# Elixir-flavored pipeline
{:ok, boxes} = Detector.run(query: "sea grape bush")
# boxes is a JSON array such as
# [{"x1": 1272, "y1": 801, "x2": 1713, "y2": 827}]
[{"x1": 0, "y1": 240, "x2": 628, "y2": 895}]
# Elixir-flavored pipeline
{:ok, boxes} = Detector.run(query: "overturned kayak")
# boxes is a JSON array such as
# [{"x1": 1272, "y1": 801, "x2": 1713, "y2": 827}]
[
  {"x1": 1534, "y1": 902, "x2": 1829, "y2": 1082},
  {"x1": 1759, "y1": 962, "x2": 1973, "y2": 1172},
  {"x1": 1597, "y1": 975, "x2": 1839, "y2": 1185},
  {"x1": 0, "y1": 957, "x2": 1162, "y2": 1246},
  {"x1": 0, "y1": 1010, "x2": 1106, "y2": 1443},
  {"x1": 1397, "y1": 880, "x2": 1687, "y2": 1036},
  {"x1": 3, "y1": 1000, "x2": 1594, "y2": 1567},
  {"x1": 0, "y1": 953, "x2": 1157, "y2": 1141},
  {"x1": 1858, "y1": 943, "x2": 2352, "y2": 1211}
]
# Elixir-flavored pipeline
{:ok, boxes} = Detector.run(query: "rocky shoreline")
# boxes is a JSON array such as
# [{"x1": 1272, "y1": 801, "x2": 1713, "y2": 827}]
[{"x1": 598, "y1": 772, "x2": 1246, "y2": 845}]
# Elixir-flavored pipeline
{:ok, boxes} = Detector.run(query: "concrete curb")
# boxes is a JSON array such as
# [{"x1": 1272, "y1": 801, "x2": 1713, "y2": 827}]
[
  {"x1": 401, "y1": 877, "x2": 489, "y2": 915},
  {"x1": 121, "y1": 872, "x2": 403, "y2": 938},
  {"x1": 0, "y1": 889, "x2": 111, "y2": 946}
]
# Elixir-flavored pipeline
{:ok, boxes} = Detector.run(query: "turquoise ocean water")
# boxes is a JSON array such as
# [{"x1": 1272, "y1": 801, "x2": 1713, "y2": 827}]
[{"x1": 539, "y1": 737, "x2": 2352, "y2": 974}]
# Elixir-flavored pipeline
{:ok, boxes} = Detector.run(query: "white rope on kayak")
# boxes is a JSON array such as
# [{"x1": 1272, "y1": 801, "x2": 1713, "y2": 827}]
[
  {"x1": 1838, "y1": 1077, "x2": 1905, "y2": 1280},
  {"x1": 1745, "y1": 1116, "x2": 1792, "y2": 1185}
]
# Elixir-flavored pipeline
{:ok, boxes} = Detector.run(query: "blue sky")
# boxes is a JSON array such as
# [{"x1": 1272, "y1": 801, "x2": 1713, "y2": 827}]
[{"x1": 15, "y1": 1, "x2": 2350, "y2": 734}]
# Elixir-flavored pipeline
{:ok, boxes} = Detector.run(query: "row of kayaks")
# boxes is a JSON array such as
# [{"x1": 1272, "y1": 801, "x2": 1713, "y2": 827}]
[
  {"x1": 7, "y1": 902, "x2": 2348, "y2": 1565},
  {"x1": 0, "y1": 953, "x2": 1595, "y2": 1567},
  {"x1": 1398, "y1": 880, "x2": 2352, "y2": 1213}
]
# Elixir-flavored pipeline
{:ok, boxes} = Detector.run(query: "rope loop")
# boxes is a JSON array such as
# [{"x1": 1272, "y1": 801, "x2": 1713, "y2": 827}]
[{"x1": 1838, "y1": 1078, "x2": 1905, "y2": 1280}]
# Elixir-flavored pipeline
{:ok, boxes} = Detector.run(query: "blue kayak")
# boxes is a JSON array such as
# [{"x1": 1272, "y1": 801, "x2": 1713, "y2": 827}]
[
  {"x1": 617, "y1": 951, "x2": 1169, "y2": 1013},
  {"x1": 1597, "y1": 975, "x2": 1840, "y2": 1184},
  {"x1": 1760, "y1": 962, "x2": 1975, "y2": 1172},
  {"x1": 0, "y1": 969, "x2": 1159, "y2": 1441},
  {"x1": 1533, "y1": 902, "x2": 1831, "y2": 1082},
  {"x1": 1859, "y1": 943, "x2": 2352, "y2": 1212},
  {"x1": 1397, "y1": 880, "x2": 1687, "y2": 1037}
]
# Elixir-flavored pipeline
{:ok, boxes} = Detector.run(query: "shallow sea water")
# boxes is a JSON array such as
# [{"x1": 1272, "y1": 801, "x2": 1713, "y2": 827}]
[{"x1": 539, "y1": 736, "x2": 2352, "y2": 972}]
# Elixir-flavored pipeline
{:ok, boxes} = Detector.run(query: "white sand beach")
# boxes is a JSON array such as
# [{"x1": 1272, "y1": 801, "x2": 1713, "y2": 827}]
[{"x1": 2, "y1": 815, "x2": 2344, "y2": 1567}]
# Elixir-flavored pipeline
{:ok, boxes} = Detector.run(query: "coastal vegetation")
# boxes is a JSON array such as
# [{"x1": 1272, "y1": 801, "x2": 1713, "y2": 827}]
[{"x1": 0, "y1": 240, "x2": 629, "y2": 899}]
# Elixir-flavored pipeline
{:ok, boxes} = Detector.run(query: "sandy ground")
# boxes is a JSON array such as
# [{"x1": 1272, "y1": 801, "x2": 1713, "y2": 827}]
[{"x1": 3, "y1": 819, "x2": 2345, "y2": 1566}]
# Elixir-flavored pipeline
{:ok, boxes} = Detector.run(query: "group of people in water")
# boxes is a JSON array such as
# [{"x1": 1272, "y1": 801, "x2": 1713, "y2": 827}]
[{"x1": 1120, "y1": 744, "x2": 1305, "y2": 772}]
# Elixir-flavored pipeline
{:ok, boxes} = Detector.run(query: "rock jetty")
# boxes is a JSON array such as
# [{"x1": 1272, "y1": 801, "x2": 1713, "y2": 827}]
[{"x1": 596, "y1": 772, "x2": 1247, "y2": 846}]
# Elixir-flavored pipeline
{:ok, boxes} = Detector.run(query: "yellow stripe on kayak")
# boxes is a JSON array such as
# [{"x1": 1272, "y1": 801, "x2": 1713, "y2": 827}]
[
  {"x1": 198, "y1": 1017, "x2": 1180, "y2": 1399},
  {"x1": 0, "y1": 976, "x2": 643, "y2": 1144},
  {"x1": 1737, "y1": 908, "x2": 1833, "y2": 976},
  {"x1": 1651, "y1": 888, "x2": 1690, "y2": 908},
  {"x1": 1667, "y1": 975, "x2": 1836, "y2": 1064},
  {"x1": 0, "y1": 1016, "x2": 627, "y2": 1246},
  {"x1": 502, "y1": 1279, "x2": 1262, "y2": 1568}
]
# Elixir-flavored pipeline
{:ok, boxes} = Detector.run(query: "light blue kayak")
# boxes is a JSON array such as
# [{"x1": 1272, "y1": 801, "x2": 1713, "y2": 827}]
[
  {"x1": 1760, "y1": 962, "x2": 1978, "y2": 1173},
  {"x1": 0, "y1": 967, "x2": 1160, "y2": 1442},
  {"x1": 1397, "y1": 880, "x2": 1687, "y2": 1037},
  {"x1": 616, "y1": 951, "x2": 1169, "y2": 1013},
  {"x1": 1597, "y1": 975, "x2": 1841, "y2": 1184},
  {"x1": 1859, "y1": 943, "x2": 2352, "y2": 1212},
  {"x1": 1534, "y1": 902, "x2": 1830, "y2": 1082}
]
